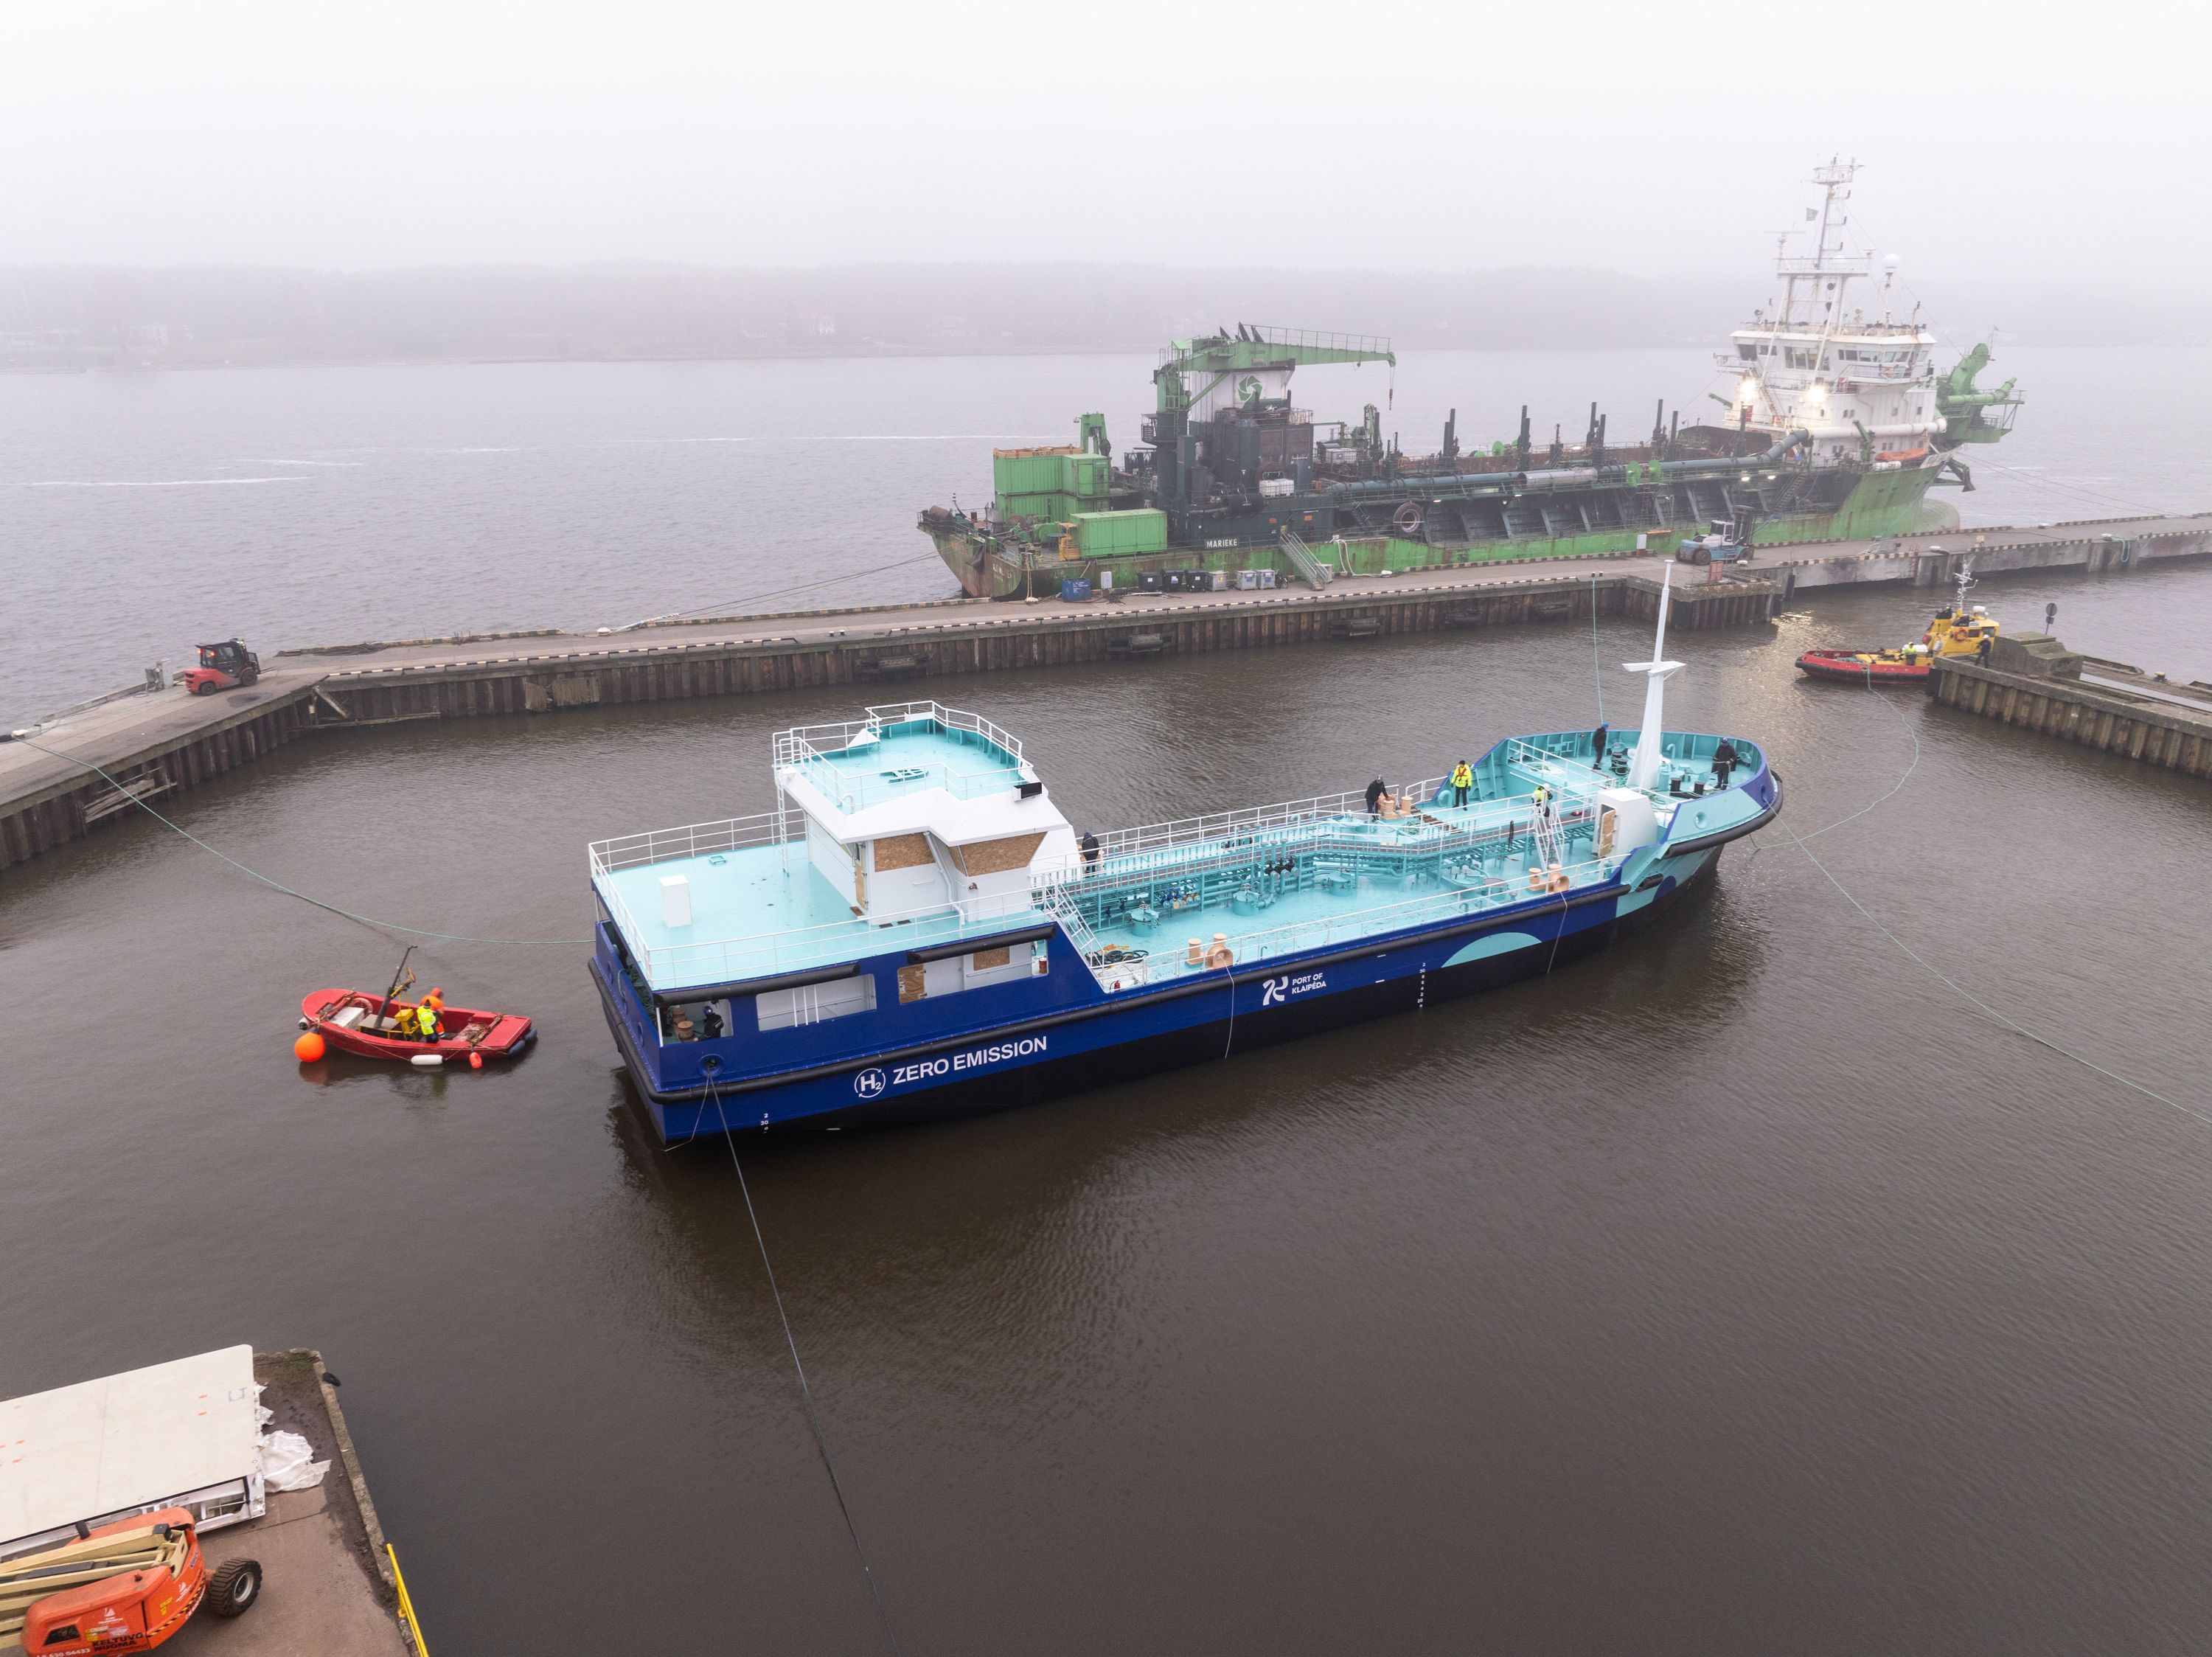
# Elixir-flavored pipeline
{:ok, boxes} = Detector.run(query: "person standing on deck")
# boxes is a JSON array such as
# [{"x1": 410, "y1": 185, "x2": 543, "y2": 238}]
[
  {"x1": 1590, "y1": 722, "x2": 1609, "y2": 766},
  {"x1": 1366, "y1": 776, "x2": 1388, "y2": 815},
  {"x1": 1712, "y1": 738, "x2": 1739, "y2": 788},
  {"x1": 1450, "y1": 760, "x2": 1474, "y2": 808},
  {"x1": 1080, "y1": 830, "x2": 1101, "y2": 874}
]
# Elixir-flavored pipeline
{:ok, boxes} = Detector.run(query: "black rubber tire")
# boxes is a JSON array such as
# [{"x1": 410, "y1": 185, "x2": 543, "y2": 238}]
[
  {"x1": 193, "y1": 681, "x2": 217, "y2": 695},
  {"x1": 206, "y1": 1557, "x2": 262, "y2": 1617}
]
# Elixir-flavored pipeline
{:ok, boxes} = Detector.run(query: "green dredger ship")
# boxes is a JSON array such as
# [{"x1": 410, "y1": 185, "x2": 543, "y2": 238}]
[{"x1": 921, "y1": 162, "x2": 2022, "y2": 599}]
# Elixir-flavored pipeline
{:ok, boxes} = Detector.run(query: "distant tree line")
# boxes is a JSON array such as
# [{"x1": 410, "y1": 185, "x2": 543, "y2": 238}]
[{"x1": 0, "y1": 263, "x2": 2188, "y2": 368}]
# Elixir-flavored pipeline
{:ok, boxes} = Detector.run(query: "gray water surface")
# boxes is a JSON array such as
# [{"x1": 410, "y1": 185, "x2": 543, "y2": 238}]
[{"x1": 4, "y1": 352, "x2": 2212, "y2": 1653}]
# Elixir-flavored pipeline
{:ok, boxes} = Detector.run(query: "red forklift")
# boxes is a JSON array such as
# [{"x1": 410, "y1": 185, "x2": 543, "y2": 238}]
[{"x1": 175, "y1": 641, "x2": 260, "y2": 696}]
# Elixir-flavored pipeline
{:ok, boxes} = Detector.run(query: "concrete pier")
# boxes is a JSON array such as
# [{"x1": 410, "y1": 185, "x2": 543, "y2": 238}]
[
  {"x1": 1928, "y1": 636, "x2": 2212, "y2": 779},
  {"x1": 4, "y1": 512, "x2": 2208, "y2": 873}
]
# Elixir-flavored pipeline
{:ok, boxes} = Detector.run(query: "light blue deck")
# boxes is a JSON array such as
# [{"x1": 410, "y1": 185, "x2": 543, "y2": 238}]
[
  {"x1": 1074, "y1": 799, "x2": 1624, "y2": 981},
  {"x1": 789, "y1": 720, "x2": 1027, "y2": 810},
  {"x1": 596, "y1": 841, "x2": 1044, "y2": 990}
]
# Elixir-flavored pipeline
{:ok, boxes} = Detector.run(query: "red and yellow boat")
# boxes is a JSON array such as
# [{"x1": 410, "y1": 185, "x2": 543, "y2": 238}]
[
  {"x1": 1796, "y1": 564, "x2": 2000, "y2": 684},
  {"x1": 295, "y1": 951, "x2": 533, "y2": 1066},
  {"x1": 297, "y1": 988, "x2": 535, "y2": 1064}
]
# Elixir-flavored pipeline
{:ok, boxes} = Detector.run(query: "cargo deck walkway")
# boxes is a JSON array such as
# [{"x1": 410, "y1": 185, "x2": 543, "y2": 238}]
[{"x1": 4, "y1": 513, "x2": 2208, "y2": 873}]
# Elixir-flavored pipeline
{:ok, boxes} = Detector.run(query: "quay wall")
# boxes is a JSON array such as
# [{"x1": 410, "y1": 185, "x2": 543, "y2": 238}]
[
  {"x1": 5, "y1": 511, "x2": 2209, "y2": 875},
  {"x1": 0, "y1": 689, "x2": 318, "y2": 872},
  {"x1": 306, "y1": 576, "x2": 1770, "y2": 726},
  {"x1": 1927, "y1": 657, "x2": 2212, "y2": 779}
]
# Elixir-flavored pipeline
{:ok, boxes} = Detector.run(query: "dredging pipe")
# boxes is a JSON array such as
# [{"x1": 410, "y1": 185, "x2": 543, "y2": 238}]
[{"x1": 1323, "y1": 431, "x2": 1811, "y2": 503}]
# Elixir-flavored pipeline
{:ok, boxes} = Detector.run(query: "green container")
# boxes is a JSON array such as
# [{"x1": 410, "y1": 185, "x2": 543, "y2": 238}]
[
  {"x1": 993, "y1": 449, "x2": 1077, "y2": 497},
  {"x1": 1071, "y1": 508, "x2": 1168, "y2": 555},
  {"x1": 1066, "y1": 453, "x2": 1110, "y2": 506}
]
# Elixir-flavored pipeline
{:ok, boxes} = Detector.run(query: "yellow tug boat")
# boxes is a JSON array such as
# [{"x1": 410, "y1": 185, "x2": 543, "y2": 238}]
[{"x1": 1797, "y1": 564, "x2": 2000, "y2": 684}]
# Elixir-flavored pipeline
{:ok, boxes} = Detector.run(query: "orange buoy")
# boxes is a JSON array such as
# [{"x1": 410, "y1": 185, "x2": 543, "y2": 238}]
[
  {"x1": 468, "y1": 1051, "x2": 483, "y2": 1070},
  {"x1": 293, "y1": 1029, "x2": 327, "y2": 1063}
]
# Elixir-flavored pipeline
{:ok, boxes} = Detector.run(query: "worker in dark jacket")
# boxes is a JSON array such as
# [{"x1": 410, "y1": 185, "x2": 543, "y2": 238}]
[
  {"x1": 1712, "y1": 738, "x2": 1740, "y2": 787},
  {"x1": 1080, "y1": 830, "x2": 1101, "y2": 873},
  {"x1": 1366, "y1": 776, "x2": 1388, "y2": 814},
  {"x1": 1590, "y1": 722, "x2": 1609, "y2": 765}
]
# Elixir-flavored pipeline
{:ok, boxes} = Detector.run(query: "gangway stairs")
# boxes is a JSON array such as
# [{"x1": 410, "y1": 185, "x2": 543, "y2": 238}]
[
  {"x1": 1033, "y1": 878, "x2": 1113, "y2": 975},
  {"x1": 1278, "y1": 529, "x2": 1334, "y2": 590},
  {"x1": 1529, "y1": 795, "x2": 1566, "y2": 873}
]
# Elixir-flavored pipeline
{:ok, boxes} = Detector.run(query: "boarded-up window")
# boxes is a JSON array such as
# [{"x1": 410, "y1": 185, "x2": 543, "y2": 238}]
[
  {"x1": 874, "y1": 833, "x2": 934, "y2": 872},
  {"x1": 947, "y1": 833, "x2": 1046, "y2": 876},
  {"x1": 970, "y1": 946, "x2": 1010, "y2": 970},
  {"x1": 897, "y1": 964, "x2": 927, "y2": 1003}
]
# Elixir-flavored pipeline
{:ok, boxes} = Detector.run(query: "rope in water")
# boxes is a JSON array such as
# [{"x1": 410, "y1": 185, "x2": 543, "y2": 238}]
[
  {"x1": 709, "y1": 1087, "x2": 905, "y2": 1656},
  {"x1": 1589, "y1": 573, "x2": 1606, "y2": 723},
  {"x1": 1766, "y1": 667, "x2": 2195, "y2": 1124},
  {"x1": 12, "y1": 734, "x2": 588, "y2": 947}
]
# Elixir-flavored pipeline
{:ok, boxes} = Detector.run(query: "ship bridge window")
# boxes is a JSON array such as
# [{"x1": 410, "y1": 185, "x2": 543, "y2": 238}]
[
  {"x1": 1736, "y1": 344, "x2": 1758, "y2": 360},
  {"x1": 757, "y1": 975, "x2": 878, "y2": 1031}
]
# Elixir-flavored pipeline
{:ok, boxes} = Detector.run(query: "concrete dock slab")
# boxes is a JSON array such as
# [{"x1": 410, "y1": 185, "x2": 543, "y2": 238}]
[{"x1": 165, "y1": 1352, "x2": 411, "y2": 1656}]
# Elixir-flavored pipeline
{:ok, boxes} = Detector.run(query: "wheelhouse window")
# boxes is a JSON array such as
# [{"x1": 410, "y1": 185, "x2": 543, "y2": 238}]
[{"x1": 757, "y1": 976, "x2": 877, "y2": 1031}]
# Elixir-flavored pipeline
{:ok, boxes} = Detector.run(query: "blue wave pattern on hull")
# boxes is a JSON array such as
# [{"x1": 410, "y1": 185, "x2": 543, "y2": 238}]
[{"x1": 586, "y1": 698, "x2": 1778, "y2": 1138}]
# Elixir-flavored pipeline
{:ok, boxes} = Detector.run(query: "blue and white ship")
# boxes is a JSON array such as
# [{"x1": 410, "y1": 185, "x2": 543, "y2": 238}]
[{"x1": 588, "y1": 571, "x2": 1781, "y2": 1139}]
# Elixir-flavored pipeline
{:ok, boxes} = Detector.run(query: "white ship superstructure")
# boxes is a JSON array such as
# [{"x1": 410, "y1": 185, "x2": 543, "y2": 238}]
[{"x1": 1720, "y1": 159, "x2": 1947, "y2": 466}]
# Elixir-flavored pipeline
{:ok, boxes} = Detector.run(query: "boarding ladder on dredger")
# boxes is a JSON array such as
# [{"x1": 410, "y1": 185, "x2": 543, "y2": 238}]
[{"x1": 1278, "y1": 529, "x2": 1334, "y2": 590}]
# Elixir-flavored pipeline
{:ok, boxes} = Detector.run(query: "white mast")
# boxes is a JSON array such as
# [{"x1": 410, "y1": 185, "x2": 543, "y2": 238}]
[{"x1": 1624, "y1": 563, "x2": 1683, "y2": 791}]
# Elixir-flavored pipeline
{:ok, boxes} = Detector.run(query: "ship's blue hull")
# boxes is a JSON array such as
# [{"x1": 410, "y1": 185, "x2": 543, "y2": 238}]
[{"x1": 593, "y1": 830, "x2": 1745, "y2": 1140}]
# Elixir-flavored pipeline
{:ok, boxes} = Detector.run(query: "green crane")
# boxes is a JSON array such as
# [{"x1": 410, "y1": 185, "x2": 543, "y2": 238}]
[
  {"x1": 1150, "y1": 325, "x2": 1394, "y2": 519},
  {"x1": 1153, "y1": 324, "x2": 1395, "y2": 415},
  {"x1": 1936, "y1": 341, "x2": 2023, "y2": 445}
]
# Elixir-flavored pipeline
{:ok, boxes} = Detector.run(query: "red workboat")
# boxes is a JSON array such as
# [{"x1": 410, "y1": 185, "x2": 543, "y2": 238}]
[
  {"x1": 299, "y1": 987, "x2": 535, "y2": 1063},
  {"x1": 1795, "y1": 647, "x2": 1930, "y2": 684}
]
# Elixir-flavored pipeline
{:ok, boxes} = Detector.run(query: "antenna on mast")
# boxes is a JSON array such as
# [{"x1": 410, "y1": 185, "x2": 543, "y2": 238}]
[{"x1": 1622, "y1": 563, "x2": 1684, "y2": 792}]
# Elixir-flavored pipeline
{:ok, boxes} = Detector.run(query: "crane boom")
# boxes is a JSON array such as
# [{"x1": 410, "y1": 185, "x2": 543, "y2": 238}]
[{"x1": 1155, "y1": 324, "x2": 1394, "y2": 412}]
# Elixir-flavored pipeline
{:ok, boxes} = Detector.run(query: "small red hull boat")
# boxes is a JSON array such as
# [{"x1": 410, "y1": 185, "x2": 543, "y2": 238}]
[
  {"x1": 1795, "y1": 648, "x2": 1930, "y2": 684},
  {"x1": 299, "y1": 988, "x2": 535, "y2": 1065}
]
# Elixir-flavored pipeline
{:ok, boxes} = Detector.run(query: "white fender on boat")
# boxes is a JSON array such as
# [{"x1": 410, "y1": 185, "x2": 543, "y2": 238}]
[{"x1": 409, "y1": 1053, "x2": 445, "y2": 1068}]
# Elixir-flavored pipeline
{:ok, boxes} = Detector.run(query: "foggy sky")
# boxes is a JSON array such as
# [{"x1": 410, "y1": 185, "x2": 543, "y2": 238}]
[{"x1": 0, "y1": 1, "x2": 2188, "y2": 296}]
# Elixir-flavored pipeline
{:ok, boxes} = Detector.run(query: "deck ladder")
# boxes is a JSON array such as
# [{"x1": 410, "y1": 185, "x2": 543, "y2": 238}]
[
  {"x1": 1277, "y1": 529, "x2": 1334, "y2": 590},
  {"x1": 1033, "y1": 879, "x2": 1108, "y2": 968}
]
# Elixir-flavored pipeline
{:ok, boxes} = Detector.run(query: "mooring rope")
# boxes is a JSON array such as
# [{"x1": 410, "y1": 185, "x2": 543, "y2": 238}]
[
  {"x1": 620, "y1": 552, "x2": 945, "y2": 632},
  {"x1": 1767, "y1": 667, "x2": 2195, "y2": 1125},
  {"x1": 1589, "y1": 573, "x2": 1606, "y2": 723},
  {"x1": 12, "y1": 734, "x2": 588, "y2": 946},
  {"x1": 709, "y1": 1086, "x2": 905, "y2": 1655}
]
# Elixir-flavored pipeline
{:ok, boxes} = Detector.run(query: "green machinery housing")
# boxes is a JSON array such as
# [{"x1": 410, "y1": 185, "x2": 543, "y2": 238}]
[{"x1": 924, "y1": 323, "x2": 2023, "y2": 599}]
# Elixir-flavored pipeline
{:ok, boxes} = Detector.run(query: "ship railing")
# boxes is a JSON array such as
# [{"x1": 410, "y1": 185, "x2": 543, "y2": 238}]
[
  {"x1": 587, "y1": 806, "x2": 799, "y2": 875},
  {"x1": 1029, "y1": 779, "x2": 1609, "y2": 899},
  {"x1": 1088, "y1": 850, "x2": 1630, "y2": 990},
  {"x1": 772, "y1": 702, "x2": 1029, "y2": 810},
  {"x1": 613, "y1": 886, "x2": 1046, "y2": 992},
  {"x1": 1050, "y1": 782, "x2": 1431, "y2": 870}
]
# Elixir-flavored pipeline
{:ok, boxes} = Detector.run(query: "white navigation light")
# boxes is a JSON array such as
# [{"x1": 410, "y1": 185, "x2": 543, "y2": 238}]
[{"x1": 1739, "y1": 375, "x2": 1757, "y2": 401}]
